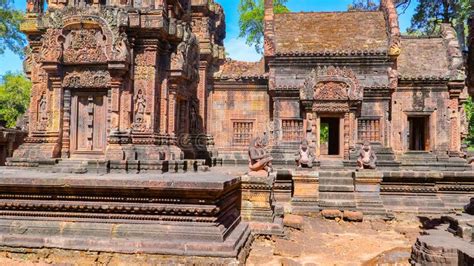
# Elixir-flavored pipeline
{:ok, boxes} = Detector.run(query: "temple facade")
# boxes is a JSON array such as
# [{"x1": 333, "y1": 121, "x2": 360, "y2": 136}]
[
  {"x1": 211, "y1": 0, "x2": 469, "y2": 165},
  {"x1": 11, "y1": 0, "x2": 225, "y2": 166},
  {"x1": 8, "y1": 0, "x2": 470, "y2": 168}
]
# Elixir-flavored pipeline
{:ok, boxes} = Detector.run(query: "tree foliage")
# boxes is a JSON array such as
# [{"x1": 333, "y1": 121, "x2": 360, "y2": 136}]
[
  {"x1": 0, "y1": 0, "x2": 25, "y2": 55},
  {"x1": 408, "y1": 0, "x2": 470, "y2": 49},
  {"x1": 348, "y1": 0, "x2": 379, "y2": 11},
  {"x1": 238, "y1": 0, "x2": 289, "y2": 54},
  {"x1": 348, "y1": 0, "x2": 412, "y2": 12},
  {"x1": 0, "y1": 73, "x2": 31, "y2": 128}
]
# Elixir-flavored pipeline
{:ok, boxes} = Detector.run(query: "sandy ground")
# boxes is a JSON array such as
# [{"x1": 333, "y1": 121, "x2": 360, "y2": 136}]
[
  {"x1": 246, "y1": 214, "x2": 422, "y2": 266},
  {"x1": 0, "y1": 214, "x2": 422, "y2": 266}
]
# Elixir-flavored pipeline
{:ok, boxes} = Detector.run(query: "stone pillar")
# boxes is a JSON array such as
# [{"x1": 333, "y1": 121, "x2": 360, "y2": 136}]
[
  {"x1": 198, "y1": 61, "x2": 208, "y2": 132},
  {"x1": 354, "y1": 170, "x2": 391, "y2": 218},
  {"x1": 291, "y1": 170, "x2": 319, "y2": 215},
  {"x1": 241, "y1": 172, "x2": 283, "y2": 235}
]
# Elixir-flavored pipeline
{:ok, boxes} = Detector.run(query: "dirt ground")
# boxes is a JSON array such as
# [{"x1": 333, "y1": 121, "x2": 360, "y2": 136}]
[
  {"x1": 246, "y1": 214, "x2": 422, "y2": 266},
  {"x1": 0, "y1": 214, "x2": 423, "y2": 266}
]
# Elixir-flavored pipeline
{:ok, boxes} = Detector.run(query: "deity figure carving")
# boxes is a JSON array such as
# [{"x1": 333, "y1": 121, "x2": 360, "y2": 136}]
[
  {"x1": 357, "y1": 141, "x2": 377, "y2": 170},
  {"x1": 132, "y1": 90, "x2": 146, "y2": 131},
  {"x1": 295, "y1": 139, "x2": 315, "y2": 168},
  {"x1": 248, "y1": 136, "x2": 273, "y2": 177},
  {"x1": 37, "y1": 91, "x2": 48, "y2": 131}
]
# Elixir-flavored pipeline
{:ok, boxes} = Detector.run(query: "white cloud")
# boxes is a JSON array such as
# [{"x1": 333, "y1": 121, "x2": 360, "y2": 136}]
[{"x1": 224, "y1": 37, "x2": 262, "y2": 62}]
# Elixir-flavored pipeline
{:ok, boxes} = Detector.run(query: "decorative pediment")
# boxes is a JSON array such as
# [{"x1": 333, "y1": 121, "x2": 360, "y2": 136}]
[
  {"x1": 301, "y1": 66, "x2": 363, "y2": 113},
  {"x1": 301, "y1": 66, "x2": 363, "y2": 102},
  {"x1": 41, "y1": 8, "x2": 130, "y2": 65},
  {"x1": 63, "y1": 28, "x2": 108, "y2": 64}
]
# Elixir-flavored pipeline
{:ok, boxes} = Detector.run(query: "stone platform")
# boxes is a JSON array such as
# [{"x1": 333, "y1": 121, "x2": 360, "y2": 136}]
[
  {"x1": 0, "y1": 169, "x2": 251, "y2": 262},
  {"x1": 273, "y1": 169, "x2": 474, "y2": 218}
]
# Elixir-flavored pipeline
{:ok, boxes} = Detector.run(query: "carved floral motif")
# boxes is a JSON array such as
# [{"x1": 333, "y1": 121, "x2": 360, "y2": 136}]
[
  {"x1": 63, "y1": 70, "x2": 111, "y2": 88},
  {"x1": 40, "y1": 28, "x2": 63, "y2": 63}
]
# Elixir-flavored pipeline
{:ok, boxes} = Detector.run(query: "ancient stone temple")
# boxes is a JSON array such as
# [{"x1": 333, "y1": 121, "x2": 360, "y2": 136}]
[
  {"x1": 10, "y1": 0, "x2": 225, "y2": 169},
  {"x1": 0, "y1": 0, "x2": 473, "y2": 263},
  {"x1": 212, "y1": 0, "x2": 468, "y2": 165}
]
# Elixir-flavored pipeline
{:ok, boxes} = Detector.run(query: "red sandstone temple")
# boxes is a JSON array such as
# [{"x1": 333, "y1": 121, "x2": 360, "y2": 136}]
[
  {"x1": 9, "y1": 0, "x2": 469, "y2": 170},
  {"x1": 0, "y1": 0, "x2": 472, "y2": 263}
]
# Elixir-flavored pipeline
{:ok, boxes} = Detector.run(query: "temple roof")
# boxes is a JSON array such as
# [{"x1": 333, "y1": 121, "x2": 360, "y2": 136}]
[
  {"x1": 273, "y1": 11, "x2": 388, "y2": 55},
  {"x1": 398, "y1": 36, "x2": 450, "y2": 79},
  {"x1": 213, "y1": 59, "x2": 266, "y2": 80}
]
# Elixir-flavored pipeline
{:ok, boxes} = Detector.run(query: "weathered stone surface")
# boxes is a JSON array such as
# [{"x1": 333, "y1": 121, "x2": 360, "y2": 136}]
[
  {"x1": 321, "y1": 209, "x2": 343, "y2": 220},
  {"x1": 0, "y1": 169, "x2": 250, "y2": 259},
  {"x1": 465, "y1": 197, "x2": 474, "y2": 215},
  {"x1": 343, "y1": 211, "x2": 363, "y2": 222},
  {"x1": 283, "y1": 214, "x2": 304, "y2": 230}
]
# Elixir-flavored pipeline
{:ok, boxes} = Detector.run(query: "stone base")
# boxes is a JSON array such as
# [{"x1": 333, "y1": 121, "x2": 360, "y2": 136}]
[
  {"x1": 411, "y1": 223, "x2": 474, "y2": 265},
  {"x1": 0, "y1": 169, "x2": 251, "y2": 260},
  {"x1": 291, "y1": 170, "x2": 320, "y2": 215},
  {"x1": 241, "y1": 172, "x2": 284, "y2": 235}
]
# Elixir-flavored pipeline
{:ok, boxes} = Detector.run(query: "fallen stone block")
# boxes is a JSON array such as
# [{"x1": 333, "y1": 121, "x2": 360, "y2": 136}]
[
  {"x1": 283, "y1": 214, "x2": 304, "y2": 230},
  {"x1": 343, "y1": 211, "x2": 363, "y2": 222},
  {"x1": 321, "y1": 209, "x2": 343, "y2": 220}
]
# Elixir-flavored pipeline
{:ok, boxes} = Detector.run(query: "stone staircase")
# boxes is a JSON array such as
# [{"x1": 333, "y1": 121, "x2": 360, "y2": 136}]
[
  {"x1": 318, "y1": 171, "x2": 356, "y2": 210},
  {"x1": 355, "y1": 192, "x2": 392, "y2": 219}
]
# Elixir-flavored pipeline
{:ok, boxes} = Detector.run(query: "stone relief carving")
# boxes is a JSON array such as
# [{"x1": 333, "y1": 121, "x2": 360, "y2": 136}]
[
  {"x1": 37, "y1": 91, "x2": 49, "y2": 131},
  {"x1": 171, "y1": 24, "x2": 199, "y2": 80},
  {"x1": 63, "y1": 29, "x2": 108, "y2": 64},
  {"x1": 132, "y1": 89, "x2": 147, "y2": 132},
  {"x1": 302, "y1": 66, "x2": 362, "y2": 102},
  {"x1": 302, "y1": 66, "x2": 363, "y2": 113},
  {"x1": 40, "y1": 28, "x2": 63, "y2": 63},
  {"x1": 63, "y1": 70, "x2": 111, "y2": 88}
]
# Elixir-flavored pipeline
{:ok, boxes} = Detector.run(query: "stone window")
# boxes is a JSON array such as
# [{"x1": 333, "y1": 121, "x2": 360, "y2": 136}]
[
  {"x1": 282, "y1": 119, "x2": 304, "y2": 142},
  {"x1": 358, "y1": 118, "x2": 381, "y2": 142},
  {"x1": 232, "y1": 121, "x2": 253, "y2": 146}
]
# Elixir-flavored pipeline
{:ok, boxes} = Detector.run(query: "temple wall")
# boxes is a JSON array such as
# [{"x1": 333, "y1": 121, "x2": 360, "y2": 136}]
[
  {"x1": 209, "y1": 84, "x2": 270, "y2": 155},
  {"x1": 391, "y1": 87, "x2": 451, "y2": 154}
]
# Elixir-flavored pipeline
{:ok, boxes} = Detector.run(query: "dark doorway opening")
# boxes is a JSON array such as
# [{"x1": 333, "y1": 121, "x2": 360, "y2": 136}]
[
  {"x1": 408, "y1": 116, "x2": 429, "y2": 151},
  {"x1": 320, "y1": 117, "x2": 340, "y2": 156}
]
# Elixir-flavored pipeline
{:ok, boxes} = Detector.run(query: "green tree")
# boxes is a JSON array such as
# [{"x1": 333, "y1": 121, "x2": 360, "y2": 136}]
[
  {"x1": 238, "y1": 0, "x2": 289, "y2": 54},
  {"x1": 348, "y1": 0, "x2": 379, "y2": 11},
  {"x1": 464, "y1": 97, "x2": 474, "y2": 148},
  {"x1": 0, "y1": 0, "x2": 25, "y2": 55},
  {"x1": 408, "y1": 0, "x2": 470, "y2": 49},
  {"x1": 0, "y1": 73, "x2": 31, "y2": 128},
  {"x1": 348, "y1": 0, "x2": 412, "y2": 12}
]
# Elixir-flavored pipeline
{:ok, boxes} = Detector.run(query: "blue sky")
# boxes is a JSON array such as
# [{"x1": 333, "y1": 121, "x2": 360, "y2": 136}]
[{"x1": 0, "y1": 0, "x2": 417, "y2": 75}]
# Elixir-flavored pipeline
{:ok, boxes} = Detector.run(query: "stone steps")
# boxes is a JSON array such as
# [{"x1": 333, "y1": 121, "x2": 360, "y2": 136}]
[{"x1": 318, "y1": 170, "x2": 356, "y2": 210}]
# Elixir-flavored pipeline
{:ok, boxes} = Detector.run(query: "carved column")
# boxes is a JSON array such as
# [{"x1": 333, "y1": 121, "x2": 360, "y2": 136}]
[
  {"x1": 168, "y1": 88, "x2": 177, "y2": 135},
  {"x1": 198, "y1": 61, "x2": 208, "y2": 132},
  {"x1": 61, "y1": 88, "x2": 71, "y2": 158}
]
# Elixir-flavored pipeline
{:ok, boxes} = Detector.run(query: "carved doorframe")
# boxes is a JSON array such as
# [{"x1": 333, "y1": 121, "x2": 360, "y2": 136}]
[{"x1": 300, "y1": 67, "x2": 363, "y2": 160}]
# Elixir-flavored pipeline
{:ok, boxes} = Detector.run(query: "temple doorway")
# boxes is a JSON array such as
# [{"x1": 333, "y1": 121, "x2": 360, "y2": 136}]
[
  {"x1": 408, "y1": 116, "x2": 429, "y2": 151},
  {"x1": 320, "y1": 117, "x2": 341, "y2": 156},
  {"x1": 70, "y1": 91, "x2": 107, "y2": 157}
]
